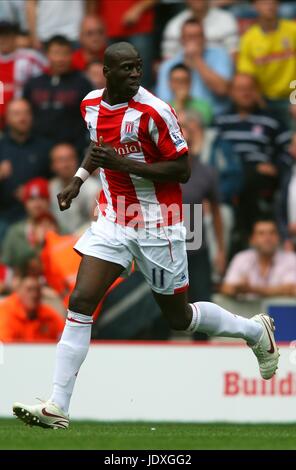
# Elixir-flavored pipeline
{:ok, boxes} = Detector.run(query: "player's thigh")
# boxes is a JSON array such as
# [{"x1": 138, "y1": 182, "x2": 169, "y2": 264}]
[{"x1": 70, "y1": 256, "x2": 124, "y2": 314}]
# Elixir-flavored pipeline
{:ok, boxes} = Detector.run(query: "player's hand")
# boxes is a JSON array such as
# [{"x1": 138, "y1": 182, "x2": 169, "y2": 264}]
[
  {"x1": 57, "y1": 177, "x2": 82, "y2": 211},
  {"x1": 90, "y1": 137, "x2": 124, "y2": 171}
]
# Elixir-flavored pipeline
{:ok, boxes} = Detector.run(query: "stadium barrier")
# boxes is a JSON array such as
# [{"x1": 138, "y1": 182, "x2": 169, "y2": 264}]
[{"x1": 1, "y1": 342, "x2": 295, "y2": 422}]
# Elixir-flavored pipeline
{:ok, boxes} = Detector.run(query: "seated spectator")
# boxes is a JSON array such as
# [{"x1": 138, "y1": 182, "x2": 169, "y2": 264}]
[
  {"x1": 0, "y1": 99, "x2": 52, "y2": 240},
  {"x1": 221, "y1": 219, "x2": 296, "y2": 298},
  {"x1": 0, "y1": 20, "x2": 47, "y2": 129},
  {"x1": 161, "y1": 0, "x2": 239, "y2": 59},
  {"x1": 1, "y1": 178, "x2": 55, "y2": 270},
  {"x1": 0, "y1": 274, "x2": 64, "y2": 342},
  {"x1": 238, "y1": 0, "x2": 296, "y2": 128},
  {"x1": 72, "y1": 15, "x2": 106, "y2": 71},
  {"x1": 23, "y1": 35, "x2": 92, "y2": 156},
  {"x1": 156, "y1": 18, "x2": 233, "y2": 116},
  {"x1": 90, "y1": 0, "x2": 157, "y2": 88},
  {"x1": 179, "y1": 110, "x2": 226, "y2": 302},
  {"x1": 49, "y1": 143, "x2": 99, "y2": 234},
  {"x1": 85, "y1": 60, "x2": 105, "y2": 89},
  {"x1": 169, "y1": 63, "x2": 213, "y2": 126},
  {"x1": 215, "y1": 74, "x2": 286, "y2": 239},
  {"x1": 25, "y1": 0, "x2": 84, "y2": 49}
]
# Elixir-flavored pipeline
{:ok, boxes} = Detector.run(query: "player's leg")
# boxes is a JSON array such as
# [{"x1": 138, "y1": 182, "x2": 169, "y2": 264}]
[
  {"x1": 13, "y1": 255, "x2": 124, "y2": 428},
  {"x1": 49, "y1": 255, "x2": 124, "y2": 414}
]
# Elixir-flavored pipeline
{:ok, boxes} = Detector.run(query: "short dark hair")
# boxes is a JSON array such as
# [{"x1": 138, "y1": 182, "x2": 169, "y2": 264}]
[
  {"x1": 251, "y1": 218, "x2": 278, "y2": 234},
  {"x1": 170, "y1": 63, "x2": 191, "y2": 77},
  {"x1": 45, "y1": 35, "x2": 72, "y2": 51},
  {"x1": 182, "y1": 17, "x2": 203, "y2": 30},
  {"x1": 0, "y1": 21, "x2": 19, "y2": 35}
]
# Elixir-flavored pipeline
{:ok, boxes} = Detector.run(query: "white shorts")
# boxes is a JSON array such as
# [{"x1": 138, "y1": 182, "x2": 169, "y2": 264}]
[{"x1": 74, "y1": 214, "x2": 189, "y2": 295}]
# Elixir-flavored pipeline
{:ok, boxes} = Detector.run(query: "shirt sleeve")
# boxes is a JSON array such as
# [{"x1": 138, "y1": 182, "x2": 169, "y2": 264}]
[
  {"x1": 223, "y1": 253, "x2": 248, "y2": 285},
  {"x1": 149, "y1": 105, "x2": 188, "y2": 161}
]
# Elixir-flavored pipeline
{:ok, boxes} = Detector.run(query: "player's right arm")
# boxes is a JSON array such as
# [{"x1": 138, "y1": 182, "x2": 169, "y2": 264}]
[{"x1": 57, "y1": 141, "x2": 98, "y2": 211}]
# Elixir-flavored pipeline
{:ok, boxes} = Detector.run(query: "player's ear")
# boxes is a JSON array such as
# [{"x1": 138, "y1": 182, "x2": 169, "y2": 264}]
[{"x1": 103, "y1": 65, "x2": 110, "y2": 78}]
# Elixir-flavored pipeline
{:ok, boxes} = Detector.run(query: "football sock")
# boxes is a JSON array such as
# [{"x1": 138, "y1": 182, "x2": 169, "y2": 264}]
[
  {"x1": 188, "y1": 302, "x2": 263, "y2": 345},
  {"x1": 49, "y1": 310, "x2": 93, "y2": 414}
]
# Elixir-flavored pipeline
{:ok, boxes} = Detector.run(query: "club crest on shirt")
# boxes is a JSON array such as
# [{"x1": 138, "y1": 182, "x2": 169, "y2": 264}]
[{"x1": 125, "y1": 121, "x2": 134, "y2": 135}]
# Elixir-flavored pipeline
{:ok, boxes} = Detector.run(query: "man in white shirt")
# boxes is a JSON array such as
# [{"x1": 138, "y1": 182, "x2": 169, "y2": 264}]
[
  {"x1": 49, "y1": 143, "x2": 99, "y2": 234},
  {"x1": 161, "y1": 0, "x2": 239, "y2": 59}
]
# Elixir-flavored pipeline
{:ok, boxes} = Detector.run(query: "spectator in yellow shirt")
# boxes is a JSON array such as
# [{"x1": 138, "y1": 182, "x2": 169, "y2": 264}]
[{"x1": 238, "y1": 0, "x2": 296, "y2": 127}]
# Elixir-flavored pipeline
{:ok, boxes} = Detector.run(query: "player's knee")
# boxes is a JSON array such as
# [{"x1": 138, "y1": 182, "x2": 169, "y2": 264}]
[{"x1": 69, "y1": 288, "x2": 97, "y2": 316}]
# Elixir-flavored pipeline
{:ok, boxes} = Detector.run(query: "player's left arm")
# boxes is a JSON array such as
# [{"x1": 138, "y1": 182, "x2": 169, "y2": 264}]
[{"x1": 89, "y1": 144, "x2": 191, "y2": 183}]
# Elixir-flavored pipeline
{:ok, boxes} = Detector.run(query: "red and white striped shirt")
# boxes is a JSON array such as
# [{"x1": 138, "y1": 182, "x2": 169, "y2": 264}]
[{"x1": 80, "y1": 86, "x2": 188, "y2": 227}]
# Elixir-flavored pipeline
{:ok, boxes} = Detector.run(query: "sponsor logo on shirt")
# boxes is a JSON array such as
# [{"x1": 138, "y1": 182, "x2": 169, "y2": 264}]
[{"x1": 114, "y1": 141, "x2": 141, "y2": 156}]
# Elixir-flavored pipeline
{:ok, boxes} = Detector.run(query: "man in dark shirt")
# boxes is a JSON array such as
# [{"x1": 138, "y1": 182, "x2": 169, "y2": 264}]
[
  {"x1": 0, "y1": 98, "x2": 52, "y2": 241},
  {"x1": 215, "y1": 73, "x2": 287, "y2": 238},
  {"x1": 23, "y1": 35, "x2": 92, "y2": 157}
]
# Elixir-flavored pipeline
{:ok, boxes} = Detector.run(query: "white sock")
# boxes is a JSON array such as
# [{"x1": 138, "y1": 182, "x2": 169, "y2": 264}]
[
  {"x1": 188, "y1": 302, "x2": 263, "y2": 345},
  {"x1": 49, "y1": 310, "x2": 93, "y2": 414}
]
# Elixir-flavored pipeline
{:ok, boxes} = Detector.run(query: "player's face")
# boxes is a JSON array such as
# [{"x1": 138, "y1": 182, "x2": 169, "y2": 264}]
[
  {"x1": 106, "y1": 52, "x2": 142, "y2": 100},
  {"x1": 250, "y1": 222, "x2": 279, "y2": 256}
]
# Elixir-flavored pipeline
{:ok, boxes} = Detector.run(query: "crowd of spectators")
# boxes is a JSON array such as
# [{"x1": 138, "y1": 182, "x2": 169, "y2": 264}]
[{"x1": 0, "y1": 0, "x2": 296, "y2": 342}]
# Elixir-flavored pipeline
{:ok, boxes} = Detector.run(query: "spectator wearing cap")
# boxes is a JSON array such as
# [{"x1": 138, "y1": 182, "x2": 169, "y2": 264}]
[
  {"x1": 23, "y1": 35, "x2": 92, "y2": 156},
  {"x1": 0, "y1": 20, "x2": 47, "y2": 129},
  {"x1": 49, "y1": 143, "x2": 100, "y2": 234},
  {"x1": 0, "y1": 275, "x2": 64, "y2": 342},
  {"x1": 72, "y1": 15, "x2": 106, "y2": 72},
  {"x1": 0, "y1": 98, "x2": 52, "y2": 241},
  {"x1": 1, "y1": 177, "x2": 56, "y2": 270}
]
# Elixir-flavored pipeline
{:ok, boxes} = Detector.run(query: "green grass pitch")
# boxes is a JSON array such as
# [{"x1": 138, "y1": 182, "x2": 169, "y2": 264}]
[{"x1": 0, "y1": 420, "x2": 296, "y2": 450}]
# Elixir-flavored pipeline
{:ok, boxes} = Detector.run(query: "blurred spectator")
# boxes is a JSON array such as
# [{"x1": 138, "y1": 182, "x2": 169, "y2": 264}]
[
  {"x1": 85, "y1": 60, "x2": 106, "y2": 89},
  {"x1": 0, "y1": 275, "x2": 64, "y2": 342},
  {"x1": 0, "y1": 99, "x2": 52, "y2": 240},
  {"x1": 49, "y1": 143, "x2": 99, "y2": 234},
  {"x1": 221, "y1": 219, "x2": 296, "y2": 298},
  {"x1": 0, "y1": 20, "x2": 47, "y2": 129},
  {"x1": 0, "y1": 262, "x2": 13, "y2": 295},
  {"x1": 23, "y1": 35, "x2": 92, "y2": 155},
  {"x1": 0, "y1": 0, "x2": 27, "y2": 31},
  {"x1": 238, "y1": 0, "x2": 296, "y2": 128},
  {"x1": 277, "y1": 131, "x2": 296, "y2": 249},
  {"x1": 169, "y1": 63, "x2": 213, "y2": 125},
  {"x1": 156, "y1": 18, "x2": 233, "y2": 115},
  {"x1": 25, "y1": 0, "x2": 85, "y2": 49},
  {"x1": 179, "y1": 110, "x2": 226, "y2": 302},
  {"x1": 1, "y1": 178, "x2": 55, "y2": 270},
  {"x1": 15, "y1": 29, "x2": 32, "y2": 48},
  {"x1": 215, "y1": 74, "x2": 286, "y2": 239},
  {"x1": 72, "y1": 15, "x2": 106, "y2": 72},
  {"x1": 161, "y1": 0, "x2": 239, "y2": 59},
  {"x1": 88, "y1": 0, "x2": 157, "y2": 88}
]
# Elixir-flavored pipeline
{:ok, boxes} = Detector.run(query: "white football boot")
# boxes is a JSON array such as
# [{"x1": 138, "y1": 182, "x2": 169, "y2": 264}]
[
  {"x1": 13, "y1": 399, "x2": 69, "y2": 429},
  {"x1": 249, "y1": 313, "x2": 280, "y2": 380}
]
